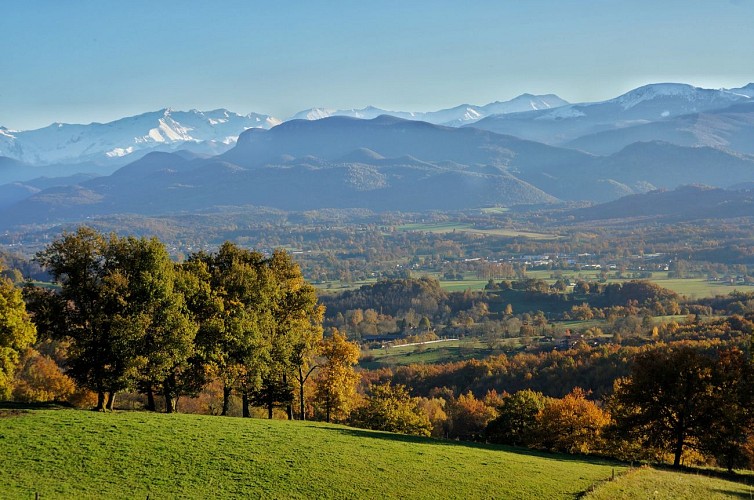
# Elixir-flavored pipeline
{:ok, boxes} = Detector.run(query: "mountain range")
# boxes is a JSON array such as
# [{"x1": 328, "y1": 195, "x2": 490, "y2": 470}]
[
  {"x1": 470, "y1": 83, "x2": 754, "y2": 146},
  {"x1": 0, "y1": 94, "x2": 567, "y2": 172},
  {"x1": 1, "y1": 82, "x2": 754, "y2": 229}
]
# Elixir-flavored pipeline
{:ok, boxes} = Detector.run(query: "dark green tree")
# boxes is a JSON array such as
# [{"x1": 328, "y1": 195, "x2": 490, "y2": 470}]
[
  {"x1": 103, "y1": 236, "x2": 197, "y2": 412},
  {"x1": 610, "y1": 343, "x2": 752, "y2": 467},
  {"x1": 33, "y1": 227, "x2": 126, "y2": 410},
  {"x1": 188, "y1": 243, "x2": 274, "y2": 416},
  {"x1": 486, "y1": 389, "x2": 546, "y2": 446}
]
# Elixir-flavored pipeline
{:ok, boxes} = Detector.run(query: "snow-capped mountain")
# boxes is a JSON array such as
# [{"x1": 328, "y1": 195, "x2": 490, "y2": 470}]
[
  {"x1": 612, "y1": 83, "x2": 743, "y2": 111},
  {"x1": 471, "y1": 83, "x2": 752, "y2": 145},
  {"x1": 288, "y1": 94, "x2": 569, "y2": 126},
  {"x1": 727, "y1": 83, "x2": 754, "y2": 98},
  {"x1": 0, "y1": 108, "x2": 281, "y2": 166}
]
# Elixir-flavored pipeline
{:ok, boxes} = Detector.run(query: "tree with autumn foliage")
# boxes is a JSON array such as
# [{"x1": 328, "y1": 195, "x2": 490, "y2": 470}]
[
  {"x1": 536, "y1": 387, "x2": 610, "y2": 454},
  {"x1": 444, "y1": 391, "x2": 497, "y2": 440},
  {"x1": 265, "y1": 250, "x2": 324, "y2": 420},
  {"x1": 11, "y1": 349, "x2": 76, "y2": 402},
  {"x1": 610, "y1": 343, "x2": 754, "y2": 468},
  {"x1": 349, "y1": 382, "x2": 432, "y2": 437},
  {"x1": 0, "y1": 269, "x2": 37, "y2": 399},
  {"x1": 313, "y1": 329, "x2": 360, "y2": 422}
]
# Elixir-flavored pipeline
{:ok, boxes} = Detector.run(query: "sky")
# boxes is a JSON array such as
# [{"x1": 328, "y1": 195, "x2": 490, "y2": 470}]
[{"x1": 2, "y1": 0, "x2": 754, "y2": 130}]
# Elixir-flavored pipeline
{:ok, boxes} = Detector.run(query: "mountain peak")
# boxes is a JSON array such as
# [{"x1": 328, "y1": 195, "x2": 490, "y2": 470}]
[{"x1": 612, "y1": 83, "x2": 745, "y2": 110}]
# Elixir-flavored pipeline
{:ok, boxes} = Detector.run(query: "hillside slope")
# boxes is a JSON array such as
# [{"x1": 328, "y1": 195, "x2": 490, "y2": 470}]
[{"x1": 0, "y1": 409, "x2": 621, "y2": 499}]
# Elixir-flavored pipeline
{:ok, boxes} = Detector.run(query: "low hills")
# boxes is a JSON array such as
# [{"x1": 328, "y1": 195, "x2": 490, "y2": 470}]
[{"x1": 569, "y1": 185, "x2": 754, "y2": 221}]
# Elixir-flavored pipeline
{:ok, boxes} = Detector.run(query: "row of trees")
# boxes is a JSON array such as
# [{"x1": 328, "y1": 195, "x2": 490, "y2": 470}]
[
  {"x1": 485, "y1": 342, "x2": 754, "y2": 470},
  {"x1": 23, "y1": 227, "x2": 351, "y2": 417}
]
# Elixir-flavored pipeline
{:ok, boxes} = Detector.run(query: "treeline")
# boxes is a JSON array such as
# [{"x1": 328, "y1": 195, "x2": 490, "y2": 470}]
[
  {"x1": 486, "y1": 340, "x2": 754, "y2": 470},
  {"x1": 372, "y1": 317, "x2": 753, "y2": 401},
  {"x1": 357, "y1": 336, "x2": 753, "y2": 470},
  {"x1": 320, "y1": 276, "x2": 694, "y2": 341},
  {"x1": 19, "y1": 227, "x2": 328, "y2": 417}
]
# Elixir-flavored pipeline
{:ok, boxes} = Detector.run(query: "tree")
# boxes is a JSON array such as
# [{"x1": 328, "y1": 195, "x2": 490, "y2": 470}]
[
  {"x1": 0, "y1": 271, "x2": 36, "y2": 399},
  {"x1": 486, "y1": 389, "x2": 546, "y2": 446},
  {"x1": 537, "y1": 388, "x2": 609, "y2": 454},
  {"x1": 32, "y1": 229, "x2": 199, "y2": 412},
  {"x1": 445, "y1": 392, "x2": 497, "y2": 440},
  {"x1": 610, "y1": 344, "x2": 736, "y2": 467},
  {"x1": 33, "y1": 227, "x2": 127, "y2": 410},
  {"x1": 189, "y1": 243, "x2": 274, "y2": 417},
  {"x1": 697, "y1": 347, "x2": 754, "y2": 471},
  {"x1": 267, "y1": 250, "x2": 324, "y2": 420},
  {"x1": 11, "y1": 349, "x2": 75, "y2": 403},
  {"x1": 349, "y1": 382, "x2": 431, "y2": 437},
  {"x1": 313, "y1": 330, "x2": 359, "y2": 423},
  {"x1": 104, "y1": 236, "x2": 198, "y2": 413}
]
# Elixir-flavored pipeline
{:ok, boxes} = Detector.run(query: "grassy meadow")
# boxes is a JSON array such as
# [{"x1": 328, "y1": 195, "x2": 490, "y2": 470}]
[
  {"x1": 0, "y1": 408, "x2": 625, "y2": 499},
  {"x1": 585, "y1": 466, "x2": 754, "y2": 499}
]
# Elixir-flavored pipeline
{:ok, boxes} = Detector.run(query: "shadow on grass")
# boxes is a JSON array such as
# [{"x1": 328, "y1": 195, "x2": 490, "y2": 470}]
[
  {"x1": 0, "y1": 401, "x2": 74, "y2": 411},
  {"x1": 710, "y1": 489, "x2": 753, "y2": 499},
  {"x1": 650, "y1": 462, "x2": 754, "y2": 488},
  {"x1": 317, "y1": 425, "x2": 622, "y2": 467}
]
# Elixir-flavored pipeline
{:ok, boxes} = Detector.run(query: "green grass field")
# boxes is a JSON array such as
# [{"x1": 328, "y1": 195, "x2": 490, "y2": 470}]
[
  {"x1": 586, "y1": 467, "x2": 754, "y2": 499},
  {"x1": 396, "y1": 222, "x2": 558, "y2": 240},
  {"x1": 524, "y1": 270, "x2": 747, "y2": 299},
  {"x1": 360, "y1": 338, "x2": 519, "y2": 368},
  {"x1": 0, "y1": 408, "x2": 627, "y2": 499}
]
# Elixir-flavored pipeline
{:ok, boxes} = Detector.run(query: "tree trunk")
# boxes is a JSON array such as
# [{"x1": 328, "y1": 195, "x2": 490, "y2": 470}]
[
  {"x1": 105, "y1": 391, "x2": 116, "y2": 411},
  {"x1": 242, "y1": 391, "x2": 250, "y2": 418},
  {"x1": 221, "y1": 385, "x2": 232, "y2": 416},
  {"x1": 299, "y1": 366, "x2": 306, "y2": 421},
  {"x1": 282, "y1": 373, "x2": 293, "y2": 420},
  {"x1": 165, "y1": 390, "x2": 175, "y2": 414},
  {"x1": 267, "y1": 388, "x2": 274, "y2": 419},
  {"x1": 146, "y1": 386, "x2": 156, "y2": 412},
  {"x1": 673, "y1": 416, "x2": 685, "y2": 467},
  {"x1": 95, "y1": 390, "x2": 106, "y2": 411}
]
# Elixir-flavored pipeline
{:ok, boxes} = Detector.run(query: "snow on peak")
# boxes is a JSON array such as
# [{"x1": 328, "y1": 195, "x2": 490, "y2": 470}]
[
  {"x1": 612, "y1": 83, "x2": 735, "y2": 110},
  {"x1": 1, "y1": 108, "x2": 282, "y2": 165}
]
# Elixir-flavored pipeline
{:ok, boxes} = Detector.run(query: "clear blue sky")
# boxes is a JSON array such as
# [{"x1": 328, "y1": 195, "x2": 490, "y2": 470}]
[{"x1": 2, "y1": 0, "x2": 753, "y2": 130}]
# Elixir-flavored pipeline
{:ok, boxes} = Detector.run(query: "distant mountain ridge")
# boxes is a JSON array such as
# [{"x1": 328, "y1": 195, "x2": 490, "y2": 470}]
[
  {"x1": 471, "y1": 83, "x2": 753, "y2": 146},
  {"x1": 3, "y1": 82, "x2": 753, "y2": 173},
  {"x1": 568, "y1": 185, "x2": 754, "y2": 221},
  {"x1": 0, "y1": 109, "x2": 280, "y2": 167},
  {"x1": 289, "y1": 93, "x2": 568, "y2": 126},
  {"x1": 3, "y1": 114, "x2": 754, "y2": 229}
]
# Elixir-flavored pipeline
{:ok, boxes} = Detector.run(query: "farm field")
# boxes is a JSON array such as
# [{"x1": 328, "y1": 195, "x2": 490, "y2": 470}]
[
  {"x1": 523, "y1": 270, "x2": 747, "y2": 298},
  {"x1": 360, "y1": 338, "x2": 519, "y2": 368},
  {"x1": 0, "y1": 408, "x2": 625, "y2": 499},
  {"x1": 396, "y1": 222, "x2": 558, "y2": 240}
]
